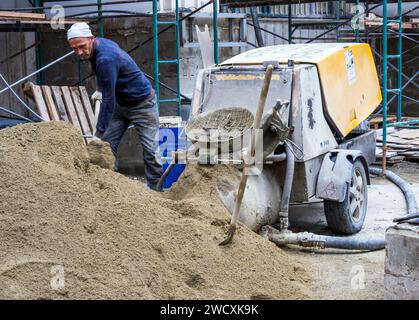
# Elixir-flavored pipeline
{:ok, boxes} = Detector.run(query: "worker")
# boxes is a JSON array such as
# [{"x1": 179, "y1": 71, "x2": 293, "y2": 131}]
[{"x1": 67, "y1": 22, "x2": 163, "y2": 191}]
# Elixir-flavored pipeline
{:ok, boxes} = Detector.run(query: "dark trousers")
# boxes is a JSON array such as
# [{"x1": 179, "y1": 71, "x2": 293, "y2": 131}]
[{"x1": 102, "y1": 97, "x2": 163, "y2": 191}]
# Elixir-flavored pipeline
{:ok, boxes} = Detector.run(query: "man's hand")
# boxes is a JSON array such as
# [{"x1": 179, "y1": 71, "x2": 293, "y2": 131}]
[
  {"x1": 91, "y1": 135, "x2": 101, "y2": 141},
  {"x1": 91, "y1": 90, "x2": 103, "y2": 103}
]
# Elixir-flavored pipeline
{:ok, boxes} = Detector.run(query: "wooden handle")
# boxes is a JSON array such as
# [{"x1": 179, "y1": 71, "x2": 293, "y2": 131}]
[{"x1": 229, "y1": 64, "x2": 274, "y2": 227}]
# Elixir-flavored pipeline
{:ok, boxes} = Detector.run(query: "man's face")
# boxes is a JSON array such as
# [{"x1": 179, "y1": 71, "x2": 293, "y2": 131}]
[{"x1": 69, "y1": 37, "x2": 94, "y2": 60}]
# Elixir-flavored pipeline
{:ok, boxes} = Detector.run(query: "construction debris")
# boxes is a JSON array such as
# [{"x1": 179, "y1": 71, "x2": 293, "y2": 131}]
[{"x1": 376, "y1": 128, "x2": 419, "y2": 164}]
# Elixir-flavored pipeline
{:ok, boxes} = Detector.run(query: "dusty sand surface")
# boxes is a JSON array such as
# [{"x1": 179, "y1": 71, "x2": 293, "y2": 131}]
[
  {"x1": 87, "y1": 140, "x2": 115, "y2": 170},
  {"x1": 0, "y1": 121, "x2": 312, "y2": 300}
]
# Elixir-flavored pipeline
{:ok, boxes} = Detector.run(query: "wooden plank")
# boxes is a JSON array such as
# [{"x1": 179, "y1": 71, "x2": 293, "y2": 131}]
[
  {"x1": 376, "y1": 135, "x2": 409, "y2": 145},
  {"x1": 387, "y1": 156, "x2": 405, "y2": 164},
  {"x1": 376, "y1": 150, "x2": 398, "y2": 158},
  {"x1": 376, "y1": 142, "x2": 419, "y2": 151},
  {"x1": 24, "y1": 82, "x2": 50, "y2": 121},
  {"x1": 365, "y1": 20, "x2": 417, "y2": 30},
  {"x1": 391, "y1": 129, "x2": 419, "y2": 140},
  {"x1": 70, "y1": 86, "x2": 92, "y2": 139},
  {"x1": 409, "y1": 138, "x2": 419, "y2": 146},
  {"x1": 41, "y1": 86, "x2": 60, "y2": 121},
  {"x1": 3, "y1": 19, "x2": 84, "y2": 24},
  {"x1": 50, "y1": 86, "x2": 69, "y2": 122},
  {"x1": 0, "y1": 11, "x2": 46, "y2": 20},
  {"x1": 61, "y1": 86, "x2": 82, "y2": 132},
  {"x1": 375, "y1": 154, "x2": 405, "y2": 163},
  {"x1": 370, "y1": 115, "x2": 397, "y2": 129},
  {"x1": 370, "y1": 115, "x2": 397, "y2": 123},
  {"x1": 398, "y1": 151, "x2": 417, "y2": 157},
  {"x1": 79, "y1": 86, "x2": 95, "y2": 132}
]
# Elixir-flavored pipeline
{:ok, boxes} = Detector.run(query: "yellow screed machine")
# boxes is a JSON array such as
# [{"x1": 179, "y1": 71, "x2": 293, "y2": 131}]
[
  {"x1": 219, "y1": 43, "x2": 382, "y2": 137},
  {"x1": 182, "y1": 43, "x2": 382, "y2": 236}
]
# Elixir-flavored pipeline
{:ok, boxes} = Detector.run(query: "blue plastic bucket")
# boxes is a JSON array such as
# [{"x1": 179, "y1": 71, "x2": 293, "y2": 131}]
[{"x1": 159, "y1": 117, "x2": 187, "y2": 189}]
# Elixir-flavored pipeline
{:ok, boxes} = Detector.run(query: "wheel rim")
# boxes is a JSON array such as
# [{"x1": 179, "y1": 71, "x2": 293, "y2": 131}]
[{"x1": 349, "y1": 169, "x2": 365, "y2": 222}]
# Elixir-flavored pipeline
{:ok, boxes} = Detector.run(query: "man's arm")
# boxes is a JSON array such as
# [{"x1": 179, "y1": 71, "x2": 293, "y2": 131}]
[{"x1": 95, "y1": 59, "x2": 118, "y2": 134}]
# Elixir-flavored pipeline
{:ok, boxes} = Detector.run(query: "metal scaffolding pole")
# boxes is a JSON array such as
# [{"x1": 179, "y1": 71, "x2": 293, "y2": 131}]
[
  {"x1": 213, "y1": 0, "x2": 219, "y2": 65},
  {"x1": 382, "y1": 0, "x2": 389, "y2": 171},
  {"x1": 97, "y1": 0, "x2": 105, "y2": 37}
]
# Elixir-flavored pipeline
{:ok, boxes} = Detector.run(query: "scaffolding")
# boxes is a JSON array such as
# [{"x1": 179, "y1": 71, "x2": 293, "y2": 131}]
[
  {"x1": 0, "y1": 0, "x2": 220, "y2": 119},
  {"x1": 222, "y1": 0, "x2": 418, "y2": 170},
  {"x1": 152, "y1": 0, "x2": 219, "y2": 116}
]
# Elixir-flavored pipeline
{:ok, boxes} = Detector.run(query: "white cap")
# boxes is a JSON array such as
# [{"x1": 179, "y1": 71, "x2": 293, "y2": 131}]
[{"x1": 67, "y1": 22, "x2": 93, "y2": 41}]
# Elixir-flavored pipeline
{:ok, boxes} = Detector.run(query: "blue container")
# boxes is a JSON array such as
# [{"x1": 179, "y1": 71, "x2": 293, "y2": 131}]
[{"x1": 159, "y1": 120, "x2": 187, "y2": 189}]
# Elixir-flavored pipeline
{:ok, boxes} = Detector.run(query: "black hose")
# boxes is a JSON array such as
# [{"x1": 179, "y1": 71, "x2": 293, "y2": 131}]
[
  {"x1": 267, "y1": 230, "x2": 386, "y2": 251},
  {"x1": 264, "y1": 163, "x2": 419, "y2": 251},
  {"x1": 269, "y1": 229, "x2": 386, "y2": 252},
  {"x1": 323, "y1": 236, "x2": 385, "y2": 251},
  {"x1": 369, "y1": 167, "x2": 419, "y2": 223}
]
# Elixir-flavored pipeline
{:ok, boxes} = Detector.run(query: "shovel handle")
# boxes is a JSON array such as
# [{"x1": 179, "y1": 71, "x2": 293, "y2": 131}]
[
  {"x1": 93, "y1": 99, "x2": 101, "y2": 136},
  {"x1": 220, "y1": 64, "x2": 274, "y2": 245}
]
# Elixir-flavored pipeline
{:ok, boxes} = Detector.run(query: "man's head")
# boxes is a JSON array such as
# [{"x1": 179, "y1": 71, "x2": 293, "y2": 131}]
[{"x1": 67, "y1": 22, "x2": 95, "y2": 60}]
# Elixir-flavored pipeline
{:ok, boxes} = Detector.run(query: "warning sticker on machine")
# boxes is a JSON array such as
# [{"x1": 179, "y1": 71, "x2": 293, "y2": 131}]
[{"x1": 344, "y1": 50, "x2": 356, "y2": 85}]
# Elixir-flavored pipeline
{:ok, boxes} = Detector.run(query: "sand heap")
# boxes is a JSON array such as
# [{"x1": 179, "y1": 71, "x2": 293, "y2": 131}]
[
  {"x1": 0, "y1": 121, "x2": 311, "y2": 299},
  {"x1": 86, "y1": 140, "x2": 115, "y2": 170}
]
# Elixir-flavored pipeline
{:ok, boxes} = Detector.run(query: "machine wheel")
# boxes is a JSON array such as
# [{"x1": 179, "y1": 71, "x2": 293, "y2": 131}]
[{"x1": 324, "y1": 159, "x2": 368, "y2": 235}]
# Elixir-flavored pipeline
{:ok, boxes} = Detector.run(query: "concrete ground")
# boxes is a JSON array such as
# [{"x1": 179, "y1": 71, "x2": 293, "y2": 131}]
[{"x1": 285, "y1": 162, "x2": 419, "y2": 300}]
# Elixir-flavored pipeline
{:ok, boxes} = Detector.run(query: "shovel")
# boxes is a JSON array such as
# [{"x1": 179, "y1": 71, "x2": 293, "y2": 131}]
[{"x1": 219, "y1": 64, "x2": 274, "y2": 245}]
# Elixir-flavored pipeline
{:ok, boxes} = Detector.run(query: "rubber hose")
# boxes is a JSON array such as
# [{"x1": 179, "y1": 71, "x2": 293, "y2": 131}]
[
  {"x1": 323, "y1": 236, "x2": 385, "y2": 250},
  {"x1": 369, "y1": 167, "x2": 419, "y2": 223},
  {"x1": 268, "y1": 231, "x2": 386, "y2": 251}
]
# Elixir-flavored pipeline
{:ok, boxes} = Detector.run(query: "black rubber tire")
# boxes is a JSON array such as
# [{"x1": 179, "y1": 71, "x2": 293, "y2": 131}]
[{"x1": 324, "y1": 159, "x2": 368, "y2": 235}]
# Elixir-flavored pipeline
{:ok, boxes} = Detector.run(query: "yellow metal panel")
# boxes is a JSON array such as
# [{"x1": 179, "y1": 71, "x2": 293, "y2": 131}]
[
  {"x1": 221, "y1": 43, "x2": 354, "y2": 65},
  {"x1": 315, "y1": 43, "x2": 382, "y2": 136}
]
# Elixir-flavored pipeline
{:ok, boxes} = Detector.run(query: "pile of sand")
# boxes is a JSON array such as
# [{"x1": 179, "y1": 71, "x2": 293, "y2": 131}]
[
  {"x1": 86, "y1": 140, "x2": 115, "y2": 170},
  {"x1": 0, "y1": 121, "x2": 312, "y2": 299}
]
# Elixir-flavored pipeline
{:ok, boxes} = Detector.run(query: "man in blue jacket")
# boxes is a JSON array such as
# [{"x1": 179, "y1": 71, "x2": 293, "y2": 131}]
[{"x1": 67, "y1": 22, "x2": 162, "y2": 191}]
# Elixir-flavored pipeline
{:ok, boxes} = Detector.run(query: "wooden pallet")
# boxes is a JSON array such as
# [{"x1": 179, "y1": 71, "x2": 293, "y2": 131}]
[
  {"x1": 23, "y1": 81, "x2": 95, "y2": 143},
  {"x1": 370, "y1": 115, "x2": 398, "y2": 130},
  {"x1": 376, "y1": 127, "x2": 419, "y2": 165},
  {"x1": 369, "y1": 115, "x2": 419, "y2": 130},
  {"x1": 365, "y1": 18, "x2": 419, "y2": 30}
]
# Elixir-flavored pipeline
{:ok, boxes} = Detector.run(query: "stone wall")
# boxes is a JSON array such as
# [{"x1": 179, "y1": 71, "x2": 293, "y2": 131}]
[{"x1": 385, "y1": 224, "x2": 419, "y2": 299}]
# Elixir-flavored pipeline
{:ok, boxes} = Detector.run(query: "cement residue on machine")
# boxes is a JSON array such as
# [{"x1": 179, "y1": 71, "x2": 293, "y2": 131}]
[{"x1": 0, "y1": 121, "x2": 312, "y2": 299}]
